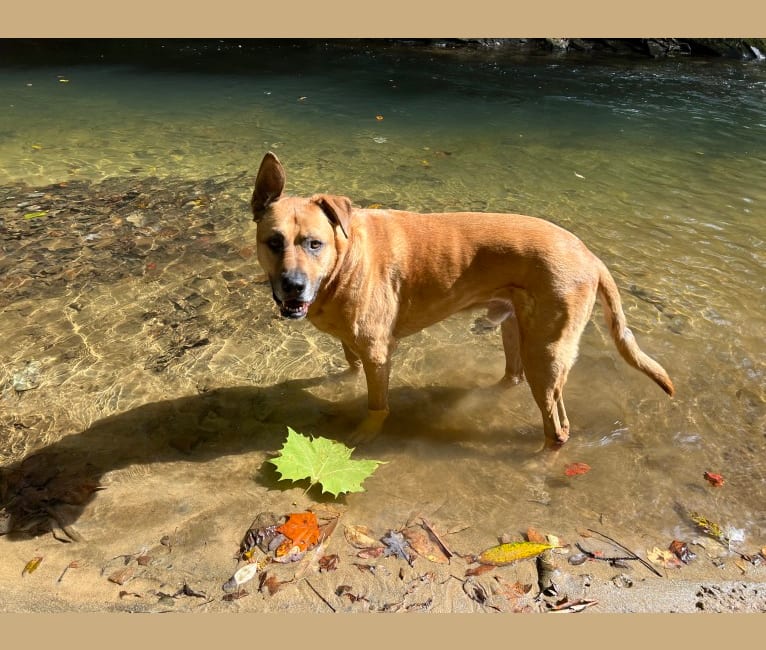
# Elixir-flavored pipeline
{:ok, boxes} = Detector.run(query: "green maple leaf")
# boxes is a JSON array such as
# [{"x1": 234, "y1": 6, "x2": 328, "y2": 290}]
[{"x1": 268, "y1": 427, "x2": 385, "y2": 498}]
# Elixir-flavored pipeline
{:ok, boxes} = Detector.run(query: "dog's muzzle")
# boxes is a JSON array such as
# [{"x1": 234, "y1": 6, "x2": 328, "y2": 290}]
[{"x1": 273, "y1": 270, "x2": 314, "y2": 319}]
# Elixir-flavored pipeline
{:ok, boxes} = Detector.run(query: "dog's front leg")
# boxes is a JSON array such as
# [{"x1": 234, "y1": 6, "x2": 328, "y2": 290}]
[{"x1": 347, "y1": 353, "x2": 391, "y2": 445}]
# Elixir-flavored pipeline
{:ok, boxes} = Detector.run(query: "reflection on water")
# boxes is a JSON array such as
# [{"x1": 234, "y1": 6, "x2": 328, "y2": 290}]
[{"x1": 1, "y1": 43, "x2": 764, "y2": 554}]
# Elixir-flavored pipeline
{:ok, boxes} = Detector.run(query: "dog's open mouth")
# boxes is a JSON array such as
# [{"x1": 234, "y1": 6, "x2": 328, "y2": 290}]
[{"x1": 279, "y1": 298, "x2": 311, "y2": 319}]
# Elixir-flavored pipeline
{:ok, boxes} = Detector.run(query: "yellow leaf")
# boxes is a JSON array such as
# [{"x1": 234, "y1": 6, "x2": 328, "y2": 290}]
[
  {"x1": 688, "y1": 511, "x2": 729, "y2": 544},
  {"x1": 647, "y1": 547, "x2": 670, "y2": 564},
  {"x1": 22, "y1": 556, "x2": 43, "y2": 576},
  {"x1": 647, "y1": 547, "x2": 682, "y2": 568},
  {"x1": 546, "y1": 534, "x2": 562, "y2": 548},
  {"x1": 478, "y1": 541, "x2": 554, "y2": 566}
]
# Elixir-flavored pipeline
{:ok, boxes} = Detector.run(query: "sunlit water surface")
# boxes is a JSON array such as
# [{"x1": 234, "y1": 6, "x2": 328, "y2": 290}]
[{"x1": 1, "y1": 44, "x2": 764, "y2": 557}]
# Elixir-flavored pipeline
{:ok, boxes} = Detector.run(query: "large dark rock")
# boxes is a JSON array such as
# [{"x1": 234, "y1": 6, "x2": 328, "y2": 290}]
[{"x1": 1, "y1": 38, "x2": 765, "y2": 64}]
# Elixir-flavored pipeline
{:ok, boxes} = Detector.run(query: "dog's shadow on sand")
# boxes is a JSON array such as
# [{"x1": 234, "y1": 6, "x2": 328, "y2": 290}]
[{"x1": 0, "y1": 374, "x2": 535, "y2": 541}]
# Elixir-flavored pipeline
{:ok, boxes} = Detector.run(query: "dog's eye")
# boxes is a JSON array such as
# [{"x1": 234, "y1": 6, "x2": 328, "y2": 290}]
[
  {"x1": 306, "y1": 239, "x2": 324, "y2": 252},
  {"x1": 266, "y1": 235, "x2": 284, "y2": 253}
]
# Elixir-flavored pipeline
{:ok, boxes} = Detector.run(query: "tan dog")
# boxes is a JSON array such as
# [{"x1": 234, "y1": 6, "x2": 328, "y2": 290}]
[{"x1": 250, "y1": 151, "x2": 674, "y2": 446}]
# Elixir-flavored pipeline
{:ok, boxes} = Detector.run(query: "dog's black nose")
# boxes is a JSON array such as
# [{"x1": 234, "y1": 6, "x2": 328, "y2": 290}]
[{"x1": 281, "y1": 271, "x2": 307, "y2": 296}]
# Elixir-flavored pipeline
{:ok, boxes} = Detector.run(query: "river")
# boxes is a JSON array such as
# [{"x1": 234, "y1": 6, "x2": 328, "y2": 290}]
[{"x1": 1, "y1": 42, "x2": 764, "y2": 600}]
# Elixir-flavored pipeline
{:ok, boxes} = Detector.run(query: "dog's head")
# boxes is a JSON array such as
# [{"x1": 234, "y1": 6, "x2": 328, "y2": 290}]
[{"x1": 251, "y1": 152, "x2": 352, "y2": 319}]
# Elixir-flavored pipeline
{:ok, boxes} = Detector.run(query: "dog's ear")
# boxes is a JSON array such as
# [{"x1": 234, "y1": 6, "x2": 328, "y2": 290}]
[
  {"x1": 313, "y1": 194, "x2": 352, "y2": 239},
  {"x1": 251, "y1": 152, "x2": 286, "y2": 221}
]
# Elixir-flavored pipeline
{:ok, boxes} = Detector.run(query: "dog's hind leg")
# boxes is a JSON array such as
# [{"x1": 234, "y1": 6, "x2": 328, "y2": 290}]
[
  {"x1": 523, "y1": 355, "x2": 568, "y2": 446},
  {"x1": 515, "y1": 291, "x2": 593, "y2": 446},
  {"x1": 499, "y1": 314, "x2": 525, "y2": 386}
]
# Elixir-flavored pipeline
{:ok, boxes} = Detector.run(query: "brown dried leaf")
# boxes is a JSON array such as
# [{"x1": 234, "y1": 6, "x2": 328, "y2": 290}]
[
  {"x1": 335, "y1": 584, "x2": 368, "y2": 604},
  {"x1": 526, "y1": 527, "x2": 547, "y2": 544},
  {"x1": 108, "y1": 566, "x2": 135, "y2": 585},
  {"x1": 548, "y1": 598, "x2": 599, "y2": 613},
  {"x1": 344, "y1": 524, "x2": 381, "y2": 549},
  {"x1": 420, "y1": 518, "x2": 453, "y2": 558},
  {"x1": 465, "y1": 564, "x2": 495, "y2": 577},
  {"x1": 493, "y1": 577, "x2": 534, "y2": 611},
  {"x1": 669, "y1": 540, "x2": 696, "y2": 564},
  {"x1": 462, "y1": 577, "x2": 489, "y2": 605},
  {"x1": 353, "y1": 562, "x2": 376, "y2": 574},
  {"x1": 734, "y1": 559, "x2": 749, "y2": 575},
  {"x1": 222, "y1": 589, "x2": 249, "y2": 601},
  {"x1": 318, "y1": 554, "x2": 340, "y2": 572},
  {"x1": 403, "y1": 525, "x2": 449, "y2": 564},
  {"x1": 317, "y1": 512, "x2": 340, "y2": 543},
  {"x1": 259, "y1": 573, "x2": 284, "y2": 596}
]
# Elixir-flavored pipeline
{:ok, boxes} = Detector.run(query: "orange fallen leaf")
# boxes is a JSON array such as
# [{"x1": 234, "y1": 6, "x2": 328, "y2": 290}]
[
  {"x1": 703, "y1": 471, "x2": 725, "y2": 487},
  {"x1": 564, "y1": 462, "x2": 591, "y2": 477},
  {"x1": 275, "y1": 512, "x2": 320, "y2": 557},
  {"x1": 526, "y1": 527, "x2": 547, "y2": 544}
]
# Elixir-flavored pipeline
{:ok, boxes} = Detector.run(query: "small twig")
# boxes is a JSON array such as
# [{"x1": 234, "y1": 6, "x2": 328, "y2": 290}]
[
  {"x1": 56, "y1": 561, "x2": 79, "y2": 583},
  {"x1": 305, "y1": 579, "x2": 336, "y2": 612},
  {"x1": 586, "y1": 528, "x2": 662, "y2": 577},
  {"x1": 575, "y1": 542, "x2": 636, "y2": 563}
]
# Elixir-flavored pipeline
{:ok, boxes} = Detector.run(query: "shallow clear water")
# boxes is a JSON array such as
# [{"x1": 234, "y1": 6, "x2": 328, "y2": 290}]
[{"x1": 1, "y1": 43, "x2": 764, "y2": 558}]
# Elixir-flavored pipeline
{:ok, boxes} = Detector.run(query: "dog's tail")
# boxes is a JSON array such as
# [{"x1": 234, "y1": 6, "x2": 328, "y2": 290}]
[{"x1": 596, "y1": 260, "x2": 675, "y2": 397}]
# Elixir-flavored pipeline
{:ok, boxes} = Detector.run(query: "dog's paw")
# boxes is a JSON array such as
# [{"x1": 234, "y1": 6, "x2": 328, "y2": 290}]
[
  {"x1": 496, "y1": 373, "x2": 525, "y2": 389},
  {"x1": 347, "y1": 409, "x2": 389, "y2": 446}
]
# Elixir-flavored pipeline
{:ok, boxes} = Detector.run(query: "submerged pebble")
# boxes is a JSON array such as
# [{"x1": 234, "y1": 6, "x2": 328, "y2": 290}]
[{"x1": 12, "y1": 361, "x2": 41, "y2": 391}]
